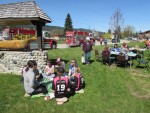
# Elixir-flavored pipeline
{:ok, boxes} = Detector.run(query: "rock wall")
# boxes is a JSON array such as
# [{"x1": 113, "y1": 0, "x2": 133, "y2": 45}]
[{"x1": 0, "y1": 51, "x2": 48, "y2": 75}]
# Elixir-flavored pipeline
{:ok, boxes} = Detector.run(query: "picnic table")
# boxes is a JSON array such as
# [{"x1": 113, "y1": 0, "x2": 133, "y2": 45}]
[
  {"x1": 110, "y1": 51, "x2": 137, "y2": 68},
  {"x1": 129, "y1": 48, "x2": 147, "y2": 51},
  {"x1": 110, "y1": 51, "x2": 137, "y2": 57},
  {"x1": 129, "y1": 48, "x2": 147, "y2": 58}
]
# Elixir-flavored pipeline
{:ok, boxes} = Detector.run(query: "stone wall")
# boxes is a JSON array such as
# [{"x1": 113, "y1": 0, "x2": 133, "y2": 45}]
[{"x1": 0, "y1": 51, "x2": 48, "y2": 75}]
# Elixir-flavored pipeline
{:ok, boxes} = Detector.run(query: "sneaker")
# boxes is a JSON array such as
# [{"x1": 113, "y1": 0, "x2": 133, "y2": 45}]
[
  {"x1": 24, "y1": 93, "x2": 30, "y2": 97},
  {"x1": 56, "y1": 97, "x2": 68, "y2": 103},
  {"x1": 61, "y1": 97, "x2": 68, "y2": 103},
  {"x1": 44, "y1": 96, "x2": 50, "y2": 101},
  {"x1": 57, "y1": 101, "x2": 63, "y2": 105},
  {"x1": 76, "y1": 89, "x2": 84, "y2": 94},
  {"x1": 56, "y1": 98, "x2": 62, "y2": 102}
]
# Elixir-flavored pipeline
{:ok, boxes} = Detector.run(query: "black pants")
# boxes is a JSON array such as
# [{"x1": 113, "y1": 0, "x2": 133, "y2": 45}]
[{"x1": 30, "y1": 85, "x2": 48, "y2": 96}]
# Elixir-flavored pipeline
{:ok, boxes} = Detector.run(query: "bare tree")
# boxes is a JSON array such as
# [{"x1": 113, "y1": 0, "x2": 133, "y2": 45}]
[
  {"x1": 109, "y1": 9, "x2": 124, "y2": 38},
  {"x1": 123, "y1": 25, "x2": 135, "y2": 38}
]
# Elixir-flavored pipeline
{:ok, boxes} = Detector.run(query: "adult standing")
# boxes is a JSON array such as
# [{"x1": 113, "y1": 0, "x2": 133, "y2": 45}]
[
  {"x1": 82, "y1": 37, "x2": 93, "y2": 64},
  {"x1": 104, "y1": 38, "x2": 108, "y2": 45},
  {"x1": 145, "y1": 38, "x2": 150, "y2": 49},
  {"x1": 99, "y1": 36, "x2": 103, "y2": 45}
]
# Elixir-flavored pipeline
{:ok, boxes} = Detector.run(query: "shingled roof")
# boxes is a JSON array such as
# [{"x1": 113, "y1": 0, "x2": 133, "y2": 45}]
[{"x1": 0, "y1": 1, "x2": 52, "y2": 25}]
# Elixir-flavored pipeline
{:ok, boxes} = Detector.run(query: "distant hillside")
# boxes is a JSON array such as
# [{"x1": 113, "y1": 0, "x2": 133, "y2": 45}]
[
  {"x1": 43, "y1": 25, "x2": 102, "y2": 35},
  {"x1": 0, "y1": 25, "x2": 103, "y2": 36}
]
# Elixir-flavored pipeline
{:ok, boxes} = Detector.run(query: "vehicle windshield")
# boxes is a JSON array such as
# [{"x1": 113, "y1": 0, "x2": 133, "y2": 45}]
[
  {"x1": 2, "y1": 30, "x2": 9, "y2": 40},
  {"x1": 44, "y1": 32, "x2": 50, "y2": 38}
]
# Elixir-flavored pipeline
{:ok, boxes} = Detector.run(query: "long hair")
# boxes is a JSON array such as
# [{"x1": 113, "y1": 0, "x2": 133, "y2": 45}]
[
  {"x1": 57, "y1": 67, "x2": 64, "y2": 81},
  {"x1": 74, "y1": 67, "x2": 80, "y2": 75},
  {"x1": 25, "y1": 60, "x2": 34, "y2": 72},
  {"x1": 114, "y1": 44, "x2": 118, "y2": 48},
  {"x1": 57, "y1": 72, "x2": 62, "y2": 81},
  {"x1": 32, "y1": 60, "x2": 37, "y2": 66},
  {"x1": 47, "y1": 60, "x2": 52, "y2": 66},
  {"x1": 103, "y1": 46, "x2": 109, "y2": 51},
  {"x1": 72, "y1": 59, "x2": 78, "y2": 67}
]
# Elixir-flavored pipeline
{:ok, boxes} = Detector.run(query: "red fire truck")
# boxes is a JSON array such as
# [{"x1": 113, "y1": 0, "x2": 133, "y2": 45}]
[
  {"x1": 65, "y1": 31, "x2": 95, "y2": 47},
  {"x1": 0, "y1": 28, "x2": 57, "y2": 50}
]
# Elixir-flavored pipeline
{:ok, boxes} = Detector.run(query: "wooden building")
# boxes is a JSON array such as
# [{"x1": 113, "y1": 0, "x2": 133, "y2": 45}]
[{"x1": 0, "y1": 1, "x2": 52, "y2": 50}]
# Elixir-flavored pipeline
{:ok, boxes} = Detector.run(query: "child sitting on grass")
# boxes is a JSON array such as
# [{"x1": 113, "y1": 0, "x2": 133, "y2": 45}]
[
  {"x1": 52, "y1": 67, "x2": 70, "y2": 105},
  {"x1": 42, "y1": 61, "x2": 55, "y2": 80},
  {"x1": 70, "y1": 67, "x2": 84, "y2": 94}
]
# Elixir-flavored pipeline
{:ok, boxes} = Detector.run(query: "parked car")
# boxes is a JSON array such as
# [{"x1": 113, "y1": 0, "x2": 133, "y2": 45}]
[
  {"x1": 112, "y1": 37, "x2": 120, "y2": 43},
  {"x1": 126, "y1": 37, "x2": 132, "y2": 41},
  {"x1": 112, "y1": 38, "x2": 116, "y2": 43},
  {"x1": 126, "y1": 37, "x2": 138, "y2": 41},
  {"x1": 0, "y1": 32, "x2": 2, "y2": 40},
  {"x1": 131, "y1": 37, "x2": 138, "y2": 41}
]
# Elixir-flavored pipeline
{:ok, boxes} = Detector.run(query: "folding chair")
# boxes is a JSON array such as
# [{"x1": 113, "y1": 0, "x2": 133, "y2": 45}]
[
  {"x1": 94, "y1": 49, "x2": 100, "y2": 61},
  {"x1": 137, "y1": 54, "x2": 150, "y2": 70},
  {"x1": 101, "y1": 53, "x2": 110, "y2": 67},
  {"x1": 116, "y1": 55, "x2": 128, "y2": 68}
]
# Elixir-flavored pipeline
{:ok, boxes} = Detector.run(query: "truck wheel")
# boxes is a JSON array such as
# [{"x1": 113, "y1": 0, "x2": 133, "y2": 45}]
[
  {"x1": 53, "y1": 44, "x2": 57, "y2": 49},
  {"x1": 80, "y1": 43, "x2": 83, "y2": 47}
]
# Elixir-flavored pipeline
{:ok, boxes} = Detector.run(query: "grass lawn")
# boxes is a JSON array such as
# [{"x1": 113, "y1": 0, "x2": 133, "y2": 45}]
[{"x1": 0, "y1": 42, "x2": 150, "y2": 113}]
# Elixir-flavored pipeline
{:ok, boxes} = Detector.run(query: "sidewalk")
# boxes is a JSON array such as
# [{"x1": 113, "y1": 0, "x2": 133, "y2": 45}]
[{"x1": 95, "y1": 39, "x2": 130, "y2": 46}]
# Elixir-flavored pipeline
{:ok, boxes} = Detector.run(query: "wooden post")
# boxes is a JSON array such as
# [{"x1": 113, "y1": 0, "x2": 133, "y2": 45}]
[
  {"x1": 31, "y1": 20, "x2": 45, "y2": 51},
  {"x1": 37, "y1": 25, "x2": 42, "y2": 50}
]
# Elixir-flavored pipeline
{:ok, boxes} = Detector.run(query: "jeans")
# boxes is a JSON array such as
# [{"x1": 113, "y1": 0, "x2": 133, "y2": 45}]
[
  {"x1": 42, "y1": 73, "x2": 55, "y2": 80},
  {"x1": 85, "y1": 51, "x2": 91, "y2": 64}
]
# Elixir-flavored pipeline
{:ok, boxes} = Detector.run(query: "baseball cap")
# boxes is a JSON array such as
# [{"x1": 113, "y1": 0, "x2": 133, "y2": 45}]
[
  {"x1": 86, "y1": 37, "x2": 90, "y2": 41},
  {"x1": 57, "y1": 66, "x2": 65, "y2": 73},
  {"x1": 56, "y1": 58, "x2": 61, "y2": 62}
]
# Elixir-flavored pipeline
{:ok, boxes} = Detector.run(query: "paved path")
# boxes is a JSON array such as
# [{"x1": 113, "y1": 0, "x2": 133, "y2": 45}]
[
  {"x1": 95, "y1": 39, "x2": 130, "y2": 46},
  {"x1": 57, "y1": 39, "x2": 130, "y2": 49},
  {"x1": 57, "y1": 44, "x2": 70, "y2": 49}
]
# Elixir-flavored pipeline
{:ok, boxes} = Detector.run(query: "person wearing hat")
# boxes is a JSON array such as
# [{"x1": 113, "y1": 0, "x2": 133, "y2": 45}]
[
  {"x1": 55, "y1": 58, "x2": 66, "y2": 70},
  {"x1": 82, "y1": 37, "x2": 93, "y2": 64}
]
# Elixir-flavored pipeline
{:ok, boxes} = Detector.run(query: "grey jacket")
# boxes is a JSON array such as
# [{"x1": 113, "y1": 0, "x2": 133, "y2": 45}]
[{"x1": 24, "y1": 68, "x2": 39, "y2": 94}]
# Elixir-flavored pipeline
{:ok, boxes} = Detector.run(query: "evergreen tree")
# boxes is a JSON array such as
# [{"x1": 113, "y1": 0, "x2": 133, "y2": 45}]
[{"x1": 64, "y1": 13, "x2": 73, "y2": 34}]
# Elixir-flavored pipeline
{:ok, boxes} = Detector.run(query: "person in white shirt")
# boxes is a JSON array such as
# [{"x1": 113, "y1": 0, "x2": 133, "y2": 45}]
[{"x1": 42, "y1": 61, "x2": 55, "y2": 80}]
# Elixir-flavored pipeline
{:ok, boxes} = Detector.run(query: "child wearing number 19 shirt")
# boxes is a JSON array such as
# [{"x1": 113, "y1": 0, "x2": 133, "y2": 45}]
[{"x1": 52, "y1": 67, "x2": 70, "y2": 105}]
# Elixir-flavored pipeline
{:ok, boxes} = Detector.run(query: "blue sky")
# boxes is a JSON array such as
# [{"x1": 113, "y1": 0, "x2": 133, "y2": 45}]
[{"x1": 0, "y1": 0, "x2": 150, "y2": 32}]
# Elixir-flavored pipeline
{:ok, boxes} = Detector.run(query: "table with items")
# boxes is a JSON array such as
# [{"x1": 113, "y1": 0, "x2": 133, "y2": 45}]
[
  {"x1": 129, "y1": 48, "x2": 147, "y2": 58},
  {"x1": 110, "y1": 50, "x2": 137, "y2": 67}
]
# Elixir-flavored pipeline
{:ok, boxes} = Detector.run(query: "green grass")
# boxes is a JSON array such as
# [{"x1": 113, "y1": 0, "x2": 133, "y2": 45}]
[{"x1": 0, "y1": 41, "x2": 150, "y2": 113}]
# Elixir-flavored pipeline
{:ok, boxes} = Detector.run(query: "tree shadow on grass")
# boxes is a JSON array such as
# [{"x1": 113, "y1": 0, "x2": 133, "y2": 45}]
[
  {"x1": 136, "y1": 66, "x2": 146, "y2": 69},
  {"x1": 67, "y1": 81, "x2": 86, "y2": 98},
  {"x1": 89, "y1": 60, "x2": 94, "y2": 64}
]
